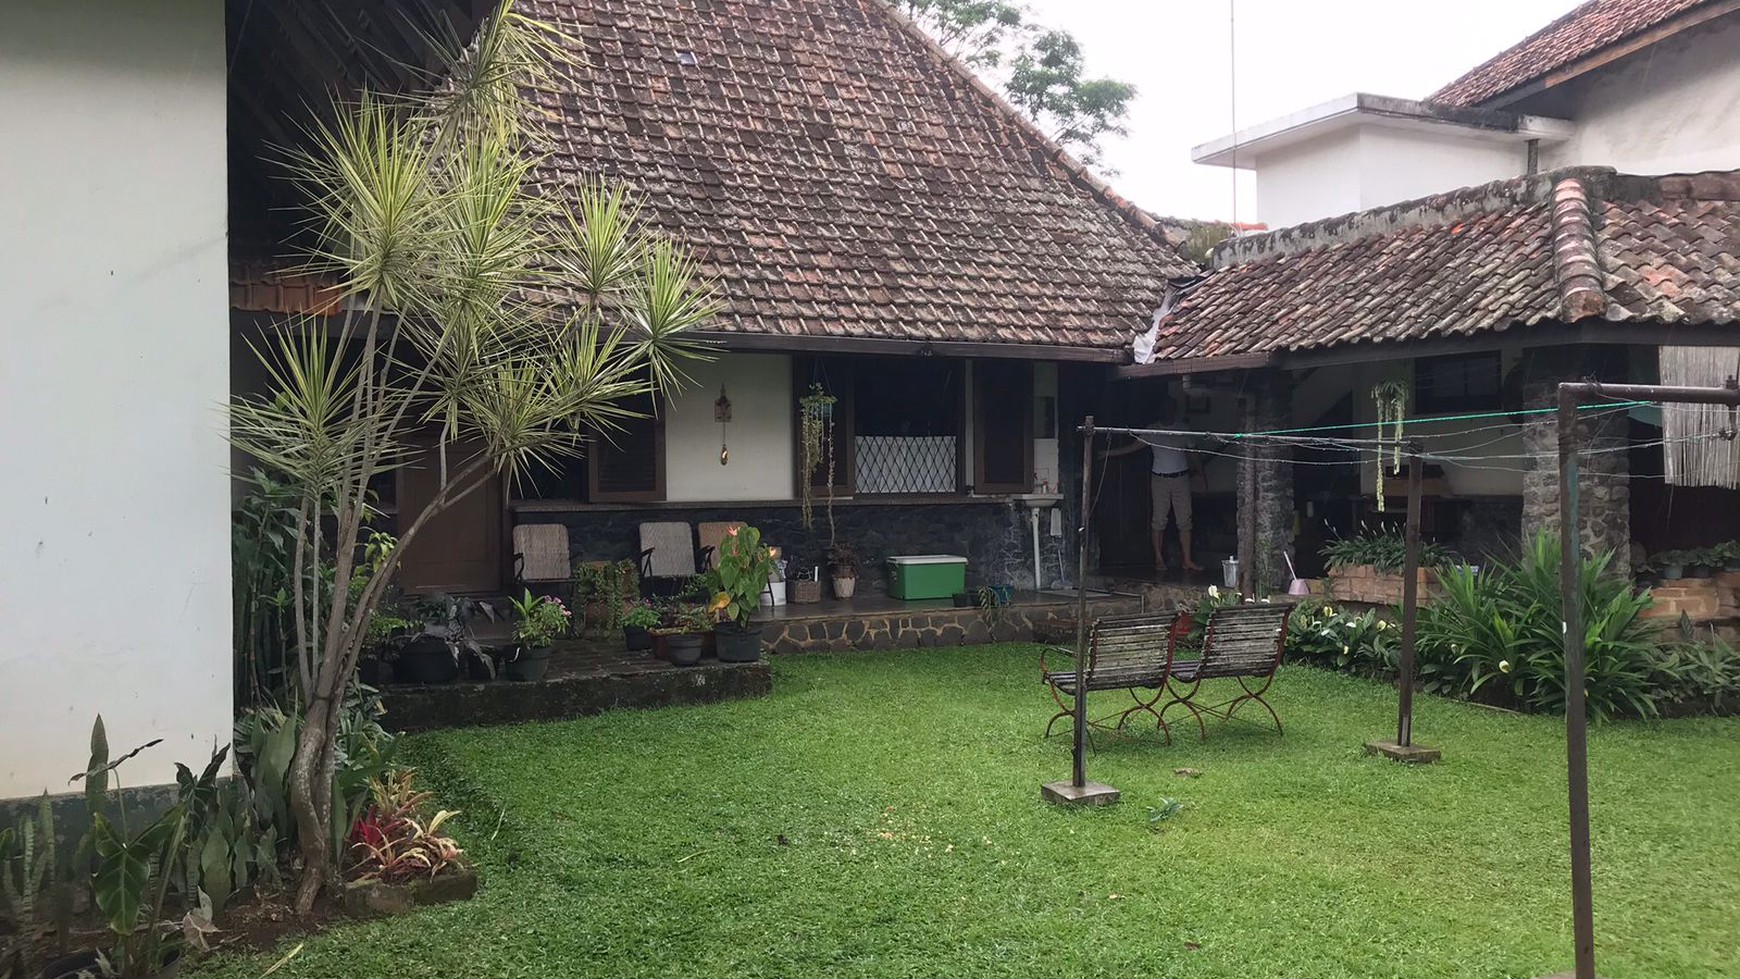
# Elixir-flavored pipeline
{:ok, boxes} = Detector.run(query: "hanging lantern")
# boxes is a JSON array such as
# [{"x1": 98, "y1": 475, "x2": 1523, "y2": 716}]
[{"x1": 715, "y1": 385, "x2": 732, "y2": 465}]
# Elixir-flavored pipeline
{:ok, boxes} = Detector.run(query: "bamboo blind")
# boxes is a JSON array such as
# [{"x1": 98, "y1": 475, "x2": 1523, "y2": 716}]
[{"x1": 1659, "y1": 346, "x2": 1740, "y2": 488}]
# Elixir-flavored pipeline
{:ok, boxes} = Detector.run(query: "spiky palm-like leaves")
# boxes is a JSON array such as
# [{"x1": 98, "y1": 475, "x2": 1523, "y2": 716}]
[{"x1": 229, "y1": 0, "x2": 716, "y2": 913}]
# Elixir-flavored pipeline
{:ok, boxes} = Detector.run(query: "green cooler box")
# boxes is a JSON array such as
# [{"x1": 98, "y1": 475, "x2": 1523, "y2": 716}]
[{"x1": 886, "y1": 554, "x2": 967, "y2": 600}]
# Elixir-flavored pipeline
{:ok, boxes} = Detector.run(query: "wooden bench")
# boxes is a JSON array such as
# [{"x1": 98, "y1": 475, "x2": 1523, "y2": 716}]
[
  {"x1": 1162, "y1": 604, "x2": 1291, "y2": 739},
  {"x1": 1040, "y1": 612, "x2": 1191, "y2": 739}
]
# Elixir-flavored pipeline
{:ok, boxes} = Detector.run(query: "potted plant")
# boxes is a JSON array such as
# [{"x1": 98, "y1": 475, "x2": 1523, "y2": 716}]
[
  {"x1": 829, "y1": 540, "x2": 860, "y2": 599},
  {"x1": 622, "y1": 599, "x2": 660, "y2": 651},
  {"x1": 709, "y1": 525, "x2": 777, "y2": 663},
  {"x1": 1656, "y1": 550, "x2": 1686, "y2": 580},
  {"x1": 360, "y1": 607, "x2": 415, "y2": 685},
  {"x1": 1687, "y1": 547, "x2": 1717, "y2": 579},
  {"x1": 652, "y1": 603, "x2": 712, "y2": 666},
  {"x1": 1722, "y1": 541, "x2": 1740, "y2": 573},
  {"x1": 503, "y1": 590, "x2": 568, "y2": 682},
  {"x1": 573, "y1": 559, "x2": 638, "y2": 634},
  {"x1": 399, "y1": 593, "x2": 496, "y2": 684}
]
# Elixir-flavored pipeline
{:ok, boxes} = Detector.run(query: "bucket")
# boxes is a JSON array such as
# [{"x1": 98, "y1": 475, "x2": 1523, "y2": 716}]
[{"x1": 1222, "y1": 558, "x2": 1240, "y2": 590}]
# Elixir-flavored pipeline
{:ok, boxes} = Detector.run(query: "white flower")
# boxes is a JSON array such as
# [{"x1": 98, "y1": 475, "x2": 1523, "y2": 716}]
[
  {"x1": 1499, "y1": 659, "x2": 1512, "y2": 674},
  {"x1": 1342, "y1": 644, "x2": 1350, "y2": 656},
  {"x1": 1376, "y1": 620, "x2": 1389, "y2": 631},
  {"x1": 1207, "y1": 585, "x2": 1220, "y2": 599}
]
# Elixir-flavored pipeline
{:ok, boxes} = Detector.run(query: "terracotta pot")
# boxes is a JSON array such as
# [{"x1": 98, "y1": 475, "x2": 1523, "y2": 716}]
[{"x1": 832, "y1": 576, "x2": 857, "y2": 599}]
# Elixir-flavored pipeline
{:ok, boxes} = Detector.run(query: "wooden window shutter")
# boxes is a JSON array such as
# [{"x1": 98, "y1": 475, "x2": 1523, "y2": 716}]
[
  {"x1": 973, "y1": 360, "x2": 1033, "y2": 494},
  {"x1": 589, "y1": 394, "x2": 665, "y2": 503}
]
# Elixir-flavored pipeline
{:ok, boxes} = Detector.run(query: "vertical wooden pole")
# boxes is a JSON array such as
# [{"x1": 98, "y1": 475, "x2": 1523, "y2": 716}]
[
  {"x1": 1557, "y1": 387, "x2": 1596, "y2": 979},
  {"x1": 1396, "y1": 446, "x2": 1423, "y2": 747},
  {"x1": 1239, "y1": 399, "x2": 1258, "y2": 598},
  {"x1": 1072, "y1": 416, "x2": 1096, "y2": 788}
]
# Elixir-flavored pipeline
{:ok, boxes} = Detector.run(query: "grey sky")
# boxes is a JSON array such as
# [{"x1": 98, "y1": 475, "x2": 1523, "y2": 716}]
[{"x1": 1019, "y1": 0, "x2": 1585, "y2": 222}]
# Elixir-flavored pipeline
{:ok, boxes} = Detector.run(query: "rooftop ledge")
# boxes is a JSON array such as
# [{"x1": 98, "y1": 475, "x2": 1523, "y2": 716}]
[{"x1": 1191, "y1": 92, "x2": 1575, "y2": 169}]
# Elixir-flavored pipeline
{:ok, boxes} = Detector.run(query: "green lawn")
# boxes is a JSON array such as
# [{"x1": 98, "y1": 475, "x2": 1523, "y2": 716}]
[{"x1": 193, "y1": 646, "x2": 1740, "y2": 979}]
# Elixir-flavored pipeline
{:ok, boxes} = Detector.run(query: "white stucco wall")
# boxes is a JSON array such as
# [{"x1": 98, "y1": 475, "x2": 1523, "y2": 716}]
[
  {"x1": 664, "y1": 354, "x2": 795, "y2": 501},
  {"x1": 1252, "y1": 129, "x2": 1365, "y2": 228},
  {"x1": 1252, "y1": 125, "x2": 1527, "y2": 227},
  {"x1": 1354, "y1": 127, "x2": 1525, "y2": 211},
  {"x1": 1535, "y1": 17, "x2": 1740, "y2": 175},
  {"x1": 0, "y1": 0, "x2": 232, "y2": 797}
]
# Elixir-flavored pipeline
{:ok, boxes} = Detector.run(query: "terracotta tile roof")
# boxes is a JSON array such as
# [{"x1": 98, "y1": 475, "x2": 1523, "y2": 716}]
[
  {"x1": 1150, "y1": 169, "x2": 1740, "y2": 361},
  {"x1": 1432, "y1": 0, "x2": 1714, "y2": 107},
  {"x1": 514, "y1": 0, "x2": 1194, "y2": 351}
]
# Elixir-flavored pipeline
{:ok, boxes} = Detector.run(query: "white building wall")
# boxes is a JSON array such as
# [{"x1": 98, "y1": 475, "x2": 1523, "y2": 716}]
[
  {"x1": 1355, "y1": 127, "x2": 1525, "y2": 211},
  {"x1": 1252, "y1": 125, "x2": 1528, "y2": 227},
  {"x1": 664, "y1": 354, "x2": 795, "y2": 502},
  {"x1": 1252, "y1": 129, "x2": 1365, "y2": 228},
  {"x1": 0, "y1": 1, "x2": 233, "y2": 796},
  {"x1": 1536, "y1": 18, "x2": 1740, "y2": 175}
]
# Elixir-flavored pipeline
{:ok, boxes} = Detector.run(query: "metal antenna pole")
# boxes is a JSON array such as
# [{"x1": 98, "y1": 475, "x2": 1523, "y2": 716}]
[{"x1": 1396, "y1": 444, "x2": 1423, "y2": 747}]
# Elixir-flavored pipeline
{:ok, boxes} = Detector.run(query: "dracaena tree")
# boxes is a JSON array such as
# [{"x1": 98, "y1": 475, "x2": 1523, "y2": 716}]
[{"x1": 230, "y1": 2, "x2": 715, "y2": 912}]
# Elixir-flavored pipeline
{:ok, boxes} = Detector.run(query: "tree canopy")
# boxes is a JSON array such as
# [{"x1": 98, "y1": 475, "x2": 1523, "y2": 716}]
[{"x1": 901, "y1": 0, "x2": 1134, "y2": 170}]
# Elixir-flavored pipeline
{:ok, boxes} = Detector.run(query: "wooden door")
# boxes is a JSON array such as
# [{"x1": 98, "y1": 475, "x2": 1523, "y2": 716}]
[{"x1": 395, "y1": 437, "x2": 506, "y2": 595}]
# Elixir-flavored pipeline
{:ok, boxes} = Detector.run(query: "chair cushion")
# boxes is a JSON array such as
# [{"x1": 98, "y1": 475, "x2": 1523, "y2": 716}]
[
  {"x1": 639, "y1": 522, "x2": 696, "y2": 578},
  {"x1": 513, "y1": 524, "x2": 571, "y2": 583}
]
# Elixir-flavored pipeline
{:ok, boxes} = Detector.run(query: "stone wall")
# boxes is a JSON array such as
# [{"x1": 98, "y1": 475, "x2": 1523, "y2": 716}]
[
  {"x1": 1519, "y1": 347, "x2": 1631, "y2": 577},
  {"x1": 1238, "y1": 370, "x2": 1297, "y2": 592},
  {"x1": 523, "y1": 499, "x2": 1051, "y2": 597},
  {"x1": 762, "y1": 595, "x2": 1143, "y2": 653}
]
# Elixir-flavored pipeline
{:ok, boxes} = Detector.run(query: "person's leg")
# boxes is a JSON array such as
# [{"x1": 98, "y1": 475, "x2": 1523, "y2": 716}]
[
  {"x1": 1174, "y1": 480, "x2": 1202, "y2": 571},
  {"x1": 1149, "y1": 476, "x2": 1168, "y2": 572}
]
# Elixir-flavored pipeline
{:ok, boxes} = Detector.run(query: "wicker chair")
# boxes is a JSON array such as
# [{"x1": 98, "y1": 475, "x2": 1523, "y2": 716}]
[
  {"x1": 1161, "y1": 604, "x2": 1291, "y2": 739},
  {"x1": 638, "y1": 521, "x2": 700, "y2": 598},
  {"x1": 695, "y1": 521, "x2": 743, "y2": 571},
  {"x1": 1040, "y1": 612, "x2": 1189, "y2": 739},
  {"x1": 512, "y1": 524, "x2": 572, "y2": 599}
]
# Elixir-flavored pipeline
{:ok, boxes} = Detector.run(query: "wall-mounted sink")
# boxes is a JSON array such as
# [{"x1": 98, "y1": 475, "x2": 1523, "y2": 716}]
[{"x1": 1011, "y1": 492, "x2": 1064, "y2": 509}]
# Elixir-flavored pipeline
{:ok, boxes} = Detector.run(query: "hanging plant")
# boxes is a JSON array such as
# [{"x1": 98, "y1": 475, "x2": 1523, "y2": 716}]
[
  {"x1": 799, "y1": 383, "x2": 837, "y2": 530},
  {"x1": 1371, "y1": 379, "x2": 1410, "y2": 512}
]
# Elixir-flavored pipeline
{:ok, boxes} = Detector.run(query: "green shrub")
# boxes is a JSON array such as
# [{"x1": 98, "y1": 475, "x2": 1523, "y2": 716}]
[
  {"x1": 1321, "y1": 525, "x2": 1454, "y2": 574},
  {"x1": 1285, "y1": 600, "x2": 1396, "y2": 675},
  {"x1": 1415, "y1": 532, "x2": 1664, "y2": 718}
]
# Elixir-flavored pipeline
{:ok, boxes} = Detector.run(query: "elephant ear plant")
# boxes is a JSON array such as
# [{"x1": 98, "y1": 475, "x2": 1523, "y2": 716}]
[{"x1": 227, "y1": 1, "x2": 716, "y2": 912}]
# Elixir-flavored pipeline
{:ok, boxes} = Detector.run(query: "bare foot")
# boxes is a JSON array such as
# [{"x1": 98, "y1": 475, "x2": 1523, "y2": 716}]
[
  {"x1": 1155, "y1": 564, "x2": 1169, "y2": 575},
  {"x1": 1181, "y1": 560, "x2": 1204, "y2": 572}
]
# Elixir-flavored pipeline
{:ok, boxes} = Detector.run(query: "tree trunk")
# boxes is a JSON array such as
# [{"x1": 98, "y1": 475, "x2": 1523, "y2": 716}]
[{"x1": 289, "y1": 693, "x2": 334, "y2": 914}]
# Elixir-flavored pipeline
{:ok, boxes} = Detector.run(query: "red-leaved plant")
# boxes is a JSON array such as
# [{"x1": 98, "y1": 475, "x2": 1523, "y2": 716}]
[{"x1": 346, "y1": 770, "x2": 465, "y2": 884}]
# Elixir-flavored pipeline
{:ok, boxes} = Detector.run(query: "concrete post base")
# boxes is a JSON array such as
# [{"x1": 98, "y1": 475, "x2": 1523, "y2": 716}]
[
  {"x1": 1365, "y1": 740, "x2": 1442, "y2": 764},
  {"x1": 1041, "y1": 780, "x2": 1120, "y2": 806}
]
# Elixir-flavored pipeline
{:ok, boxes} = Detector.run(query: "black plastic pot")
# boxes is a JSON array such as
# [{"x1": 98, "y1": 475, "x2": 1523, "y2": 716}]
[
  {"x1": 951, "y1": 592, "x2": 975, "y2": 608},
  {"x1": 666, "y1": 633, "x2": 704, "y2": 666},
  {"x1": 358, "y1": 655, "x2": 390, "y2": 687},
  {"x1": 1662, "y1": 565, "x2": 1685, "y2": 581},
  {"x1": 396, "y1": 636, "x2": 458, "y2": 684},
  {"x1": 715, "y1": 622, "x2": 765, "y2": 663},
  {"x1": 1689, "y1": 564, "x2": 1715, "y2": 579},
  {"x1": 464, "y1": 649, "x2": 498, "y2": 682},
  {"x1": 623, "y1": 625, "x2": 654, "y2": 652},
  {"x1": 504, "y1": 644, "x2": 553, "y2": 682}
]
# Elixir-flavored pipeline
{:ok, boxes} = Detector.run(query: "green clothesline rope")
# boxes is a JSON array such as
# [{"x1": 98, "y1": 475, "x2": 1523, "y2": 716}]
[{"x1": 1228, "y1": 400, "x2": 1654, "y2": 439}]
